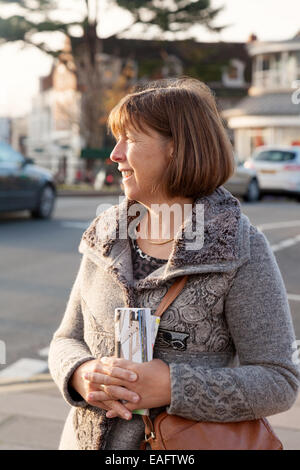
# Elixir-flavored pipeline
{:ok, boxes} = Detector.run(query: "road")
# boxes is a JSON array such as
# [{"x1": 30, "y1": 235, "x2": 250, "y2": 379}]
[{"x1": 0, "y1": 195, "x2": 299, "y2": 378}]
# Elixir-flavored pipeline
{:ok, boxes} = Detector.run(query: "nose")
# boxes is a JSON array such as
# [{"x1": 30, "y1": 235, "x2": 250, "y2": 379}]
[{"x1": 110, "y1": 140, "x2": 127, "y2": 163}]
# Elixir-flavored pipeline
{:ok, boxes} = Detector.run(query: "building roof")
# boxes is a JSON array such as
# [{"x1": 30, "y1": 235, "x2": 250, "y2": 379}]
[
  {"x1": 223, "y1": 92, "x2": 300, "y2": 117},
  {"x1": 247, "y1": 36, "x2": 300, "y2": 56},
  {"x1": 70, "y1": 35, "x2": 252, "y2": 86}
]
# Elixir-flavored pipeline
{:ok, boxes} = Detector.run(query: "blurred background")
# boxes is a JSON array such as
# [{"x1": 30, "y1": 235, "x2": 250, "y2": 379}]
[{"x1": 0, "y1": 0, "x2": 300, "y2": 450}]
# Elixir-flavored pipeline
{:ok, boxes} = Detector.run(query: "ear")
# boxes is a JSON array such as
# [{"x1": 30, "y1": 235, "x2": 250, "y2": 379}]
[{"x1": 166, "y1": 138, "x2": 174, "y2": 159}]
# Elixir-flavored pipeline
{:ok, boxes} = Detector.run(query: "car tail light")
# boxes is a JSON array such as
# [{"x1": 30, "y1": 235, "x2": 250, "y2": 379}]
[{"x1": 283, "y1": 165, "x2": 300, "y2": 171}]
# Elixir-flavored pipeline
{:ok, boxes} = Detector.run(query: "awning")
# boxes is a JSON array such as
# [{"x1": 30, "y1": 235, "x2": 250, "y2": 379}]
[{"x1": 80, "y1": 147, "x2": 114, "y2": 160}]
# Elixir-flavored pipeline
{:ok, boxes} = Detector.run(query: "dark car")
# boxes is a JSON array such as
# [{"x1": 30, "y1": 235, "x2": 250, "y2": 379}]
[{"x1": 0, "y1": 142, "x2": 56, "y2": 219}]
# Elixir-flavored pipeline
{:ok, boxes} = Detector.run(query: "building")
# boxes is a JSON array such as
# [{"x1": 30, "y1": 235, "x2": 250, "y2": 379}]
[
  {"x1": 11, "y1": 116, "x2": 28, "y2": 156},
  {"x1": 102, "y1": 35, "x2": 252, "y2": 114},
  {"x1": 27, "y1": 53, "x2": 82, "y2": 184},
  {"x1": 27, "y1": 36, "x2": 252, "y2": 182},
  {"x1": 223, "y1": 33, "x2": 300, "y2": 160}
]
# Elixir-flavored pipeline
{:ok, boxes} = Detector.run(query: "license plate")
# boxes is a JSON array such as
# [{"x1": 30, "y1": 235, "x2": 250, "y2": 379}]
[{"x1": 259, "y1": 169, "x2": 277, "y2": 174}]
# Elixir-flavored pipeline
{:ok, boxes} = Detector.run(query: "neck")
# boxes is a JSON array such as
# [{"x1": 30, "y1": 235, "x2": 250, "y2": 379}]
[{"x1": 136, "y1": 196, "x2": 194, "y2": 240}]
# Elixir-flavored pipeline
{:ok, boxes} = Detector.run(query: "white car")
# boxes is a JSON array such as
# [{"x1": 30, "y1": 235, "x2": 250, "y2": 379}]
[{"x1": 244, "y1": 145, "x2": 300, "y2": 202}]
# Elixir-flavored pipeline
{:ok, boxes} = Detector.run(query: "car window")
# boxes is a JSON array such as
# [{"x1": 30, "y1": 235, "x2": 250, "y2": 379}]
[
  {"x1": 254, "y1": 150, "x2": 296, "y2": 162},
  {"x1": 0, "y1": 143, "x2": 24, "y2": 165}
]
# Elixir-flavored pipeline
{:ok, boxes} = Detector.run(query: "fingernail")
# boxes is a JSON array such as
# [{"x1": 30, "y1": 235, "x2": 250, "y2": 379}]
[
  {"x1": 101, "y1": 356, "x2": 108, "y2": 362},
  {"x1": 132, "y1": 395, "x2": 139, "y2": 403},
  {"x1": 129, "y1": 373, "x2": 137, "y2": 381},
  {"x1": 125, "y1": 412, "x2": 131, "y2": 420},
  {"x1": 88, "y1": 393, "x2": 94, "y2": 399}
]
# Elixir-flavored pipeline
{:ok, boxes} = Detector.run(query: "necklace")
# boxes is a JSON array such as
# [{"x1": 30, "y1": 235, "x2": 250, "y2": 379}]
[
  {"x1": 147, "y1": 238, "x2": 174, "y2": 245},
  {"x1": 137, "y1": 221, "x2": 174, "y2": 245}
]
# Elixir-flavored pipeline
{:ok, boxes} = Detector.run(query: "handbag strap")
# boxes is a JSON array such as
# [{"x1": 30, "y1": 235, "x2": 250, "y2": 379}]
[
  {"x1": 141, "y1": 274, "x2": 189, "y2": 448},
  {"x1": 154, "y1": 275, "x2": 188, "y2": 318}
]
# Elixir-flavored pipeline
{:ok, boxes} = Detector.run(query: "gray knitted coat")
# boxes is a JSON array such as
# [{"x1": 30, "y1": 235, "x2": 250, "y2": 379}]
[{"x1": 48, "y1": 186, "x2": 300, "y2": 450}]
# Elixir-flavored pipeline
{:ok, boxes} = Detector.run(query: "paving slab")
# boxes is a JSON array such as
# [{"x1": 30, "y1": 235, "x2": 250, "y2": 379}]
[
  {"x1": 0, "y1": 443, "x2": 36, "y2": 450},
  {"x1": 273, "y1": 427, "x2": 300, "y2": 450},
  {"x1": 0, "y1": 358, "x2": 48, "y2": 380},
  {"x1": 0, "y1": 379, "x2": 298, "y2": 450},
  {"x1": 268, "y1": 392, "x2": 300, "y2": 431},
  {"x1": 0, "y1": 391, "x2": 69, "y2": 422},
  {"x1": 0, "y1": 415, "x2": 63, "y2": 450},
  {"x1": 0, "y1": 413, "x2": 11, "y2": 426},
  {"x1": 24, "y1": 384, "x2": 63, "y2": 398}
]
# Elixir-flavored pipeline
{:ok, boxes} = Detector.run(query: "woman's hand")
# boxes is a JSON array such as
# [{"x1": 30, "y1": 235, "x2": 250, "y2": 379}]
[
  {"x1": 69, "y1": 358, "x2": 141, "y2": 420},
  {"x1": 84, "y1": 357, "x2": 171, "y2": 419}
]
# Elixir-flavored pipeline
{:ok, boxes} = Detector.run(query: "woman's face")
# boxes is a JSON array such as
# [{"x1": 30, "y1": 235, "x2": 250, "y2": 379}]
[{"x1": 110, "y1": 125, "x2": 173, "y2": 204}]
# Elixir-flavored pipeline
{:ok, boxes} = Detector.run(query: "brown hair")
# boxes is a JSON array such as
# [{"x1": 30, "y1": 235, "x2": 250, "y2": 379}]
[{"x1": 107, "y1": 77, "x2": 235, "y2": 199}]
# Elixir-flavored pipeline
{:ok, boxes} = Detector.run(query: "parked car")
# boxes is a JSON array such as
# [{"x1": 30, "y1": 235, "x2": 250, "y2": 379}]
[
  {"x1": 224, "y1": 157, "x2": 261, "y2": 202},
  {"x1": 0, "y1": 142, "x2": 56, "y2": 218},
  {"x1": 244, "y1": 145, "x2": 300, "y2": 202}
]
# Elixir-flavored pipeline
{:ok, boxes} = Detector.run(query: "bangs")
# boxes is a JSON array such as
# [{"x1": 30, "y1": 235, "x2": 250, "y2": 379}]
[{"x1": 107, "y1": 94, "x2": 151, "y2": 140}]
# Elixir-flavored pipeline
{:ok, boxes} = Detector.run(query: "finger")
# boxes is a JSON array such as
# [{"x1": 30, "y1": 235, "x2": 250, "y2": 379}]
[
  {"x1": 106, "y1": 410, "x2": 117, "y2": 418},
  {"x1": 102, "y1": 385, "x2": 140, "y2": 404},
  {"x1": 88, "y1": 389, "x2": 139, "y2": 405},
  {"x1": 100, "y1": 356, "x2": 139, "y2": 373},
  {"x1": 88, "y1": 394, "x2": 132, "y2": 420},
  {"x1": 100, "y1": 356, "x2": 135, "y2": 367},
  {"x1": 94, "y1": 364, "x2": 138, "y2": 383},
  {"x1": 106, "y1": 400, "x2": 140, "y2": 419},
  {"x1": 84, "y1": 371, "x2": 125, "y2": 387},
  {"x1": 87, "y1": 390, "x2": 114, "y2": 402}
]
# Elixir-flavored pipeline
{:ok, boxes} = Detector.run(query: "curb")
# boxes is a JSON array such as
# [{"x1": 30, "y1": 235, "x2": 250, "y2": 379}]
[
  {"x1": 0, "y1": 373, "x2": 53, "y2": 389},
  {"x1": 57, "y1": 190, "x2": 123, "y2": 197}
]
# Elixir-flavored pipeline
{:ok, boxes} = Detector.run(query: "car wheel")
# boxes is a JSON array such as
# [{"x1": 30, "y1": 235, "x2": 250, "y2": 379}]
[
  {"x1": 31, "y1": 184, "x2": 56, "y2": 219},
  {"x1": 243, "y1": 179, "x2": 261, "y2": 202}
]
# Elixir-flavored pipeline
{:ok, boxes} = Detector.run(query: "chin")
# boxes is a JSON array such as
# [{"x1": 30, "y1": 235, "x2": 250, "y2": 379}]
[{"x1": 122, "y1": 186, "x2": 139, "y2": 201}]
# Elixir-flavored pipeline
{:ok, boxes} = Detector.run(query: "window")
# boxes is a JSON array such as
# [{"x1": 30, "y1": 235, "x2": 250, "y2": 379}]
[
  {"x1": 262, "y1": 56, "x2": 270, "y2": 71},
  {"x1": 227, "y1": 64, "x2": 238, "y2": 79},
  {"x1": 222, "y1": 59, "x2": 245, "y2": 87},
  {"x1": 254, "y1": 150, "x2": 296, "y2": 162},
  {"x1": 0, "y1": 143, "x2": 24, "y2": 165}
]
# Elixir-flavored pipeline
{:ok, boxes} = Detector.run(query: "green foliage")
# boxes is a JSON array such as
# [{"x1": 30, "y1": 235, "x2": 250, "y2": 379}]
[
  {"x1": 115, "y1": 0, "x2": 225, "y2": 33},
  {"x1": 0, "y1": 0, "x2": 225, "y2": 50},
  {"x1": 137, "y1": 58, "x2": 165, "y2": 79},
  {"x1": 184, "y1": 62, "x2": 226, "y2": 82}
]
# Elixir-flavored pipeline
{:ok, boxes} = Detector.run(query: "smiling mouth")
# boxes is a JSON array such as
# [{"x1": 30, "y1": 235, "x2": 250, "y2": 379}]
[{"x1": 122, "y1": 170, "x2": 134, "y2": 181}]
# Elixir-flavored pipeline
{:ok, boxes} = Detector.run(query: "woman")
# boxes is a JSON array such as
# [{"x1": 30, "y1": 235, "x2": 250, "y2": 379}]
[{"x1": 48, "y1": 77, "x2": 300, "y2": 450}]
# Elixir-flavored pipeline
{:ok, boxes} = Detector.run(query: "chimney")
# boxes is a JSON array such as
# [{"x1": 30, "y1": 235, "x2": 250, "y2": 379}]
[{"x1": 247, "y1": 33, "x2": 258, "y2": 42}]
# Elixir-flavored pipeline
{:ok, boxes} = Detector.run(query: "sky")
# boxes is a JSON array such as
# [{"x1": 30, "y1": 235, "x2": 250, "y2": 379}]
[{"x1": 1, "y1": 0, "x2": 300, "y2": 118}]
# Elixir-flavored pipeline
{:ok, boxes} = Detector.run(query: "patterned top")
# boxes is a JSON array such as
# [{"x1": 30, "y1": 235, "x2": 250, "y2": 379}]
[{"x1": 129, "y1": 237, "x2": 167, "y2": 280}]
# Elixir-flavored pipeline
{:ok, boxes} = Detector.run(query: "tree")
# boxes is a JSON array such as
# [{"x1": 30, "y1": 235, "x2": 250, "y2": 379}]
[{"x1": 0, "y1": 0, "x2": 226, "y2": 167}]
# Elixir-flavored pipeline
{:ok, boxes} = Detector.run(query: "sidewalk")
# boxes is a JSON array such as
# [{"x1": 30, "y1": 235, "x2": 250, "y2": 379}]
[{"x1": 0, "y1": 376, "x2": 299, "y2": 450}]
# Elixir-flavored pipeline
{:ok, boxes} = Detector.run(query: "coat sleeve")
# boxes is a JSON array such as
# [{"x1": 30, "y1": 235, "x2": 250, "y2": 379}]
[
  {"x1": 48, "y1": 253, "x2": 96, "y2": 407},
  {"x1": 166, "y1": 225, "x2": 300, "y2": 422}
]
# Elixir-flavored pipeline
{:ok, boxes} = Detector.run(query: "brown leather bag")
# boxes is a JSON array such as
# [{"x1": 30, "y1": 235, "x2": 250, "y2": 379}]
[{"x1": 140, "y1": 275, "x2": 283, "y2": 450}]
